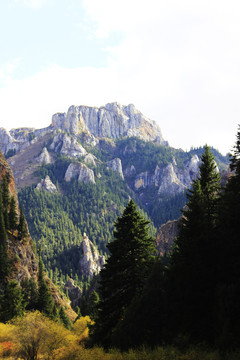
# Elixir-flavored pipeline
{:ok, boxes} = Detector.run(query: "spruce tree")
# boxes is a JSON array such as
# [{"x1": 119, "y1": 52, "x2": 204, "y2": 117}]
[
  {"x1": 1, "y1": 175, "x2": 10, "y2": 230},
  {"x1": 93, "y1": 199, "x2": 156, "y2": 347},
  {"x1": 0, "y1": 280, "x2": 25, "y2": 322},
  {"x1": 168, "y1": 145, "x2": 220, "y2": 343},
  {"x1": 87, "y1": 290, "x2": 100, "y2": 321},
  {"x1": 59, "y1": 306, "x2": 72, "y2": 329},
  {"x1": 37, "y1": 255, "x2": 54, "y2": 318},
  {"x1": 9, "y1": 196, "x2": 18, "y2": 234},
  {"x1": 215, "y1": 126, "x2": 240, "y2": 347},
  {"x1": 18, "y1": 206, "x2": 28, "y2": 240},
  {"x1": 0, "y1": 194, "x2": 9, "y2": 280}
]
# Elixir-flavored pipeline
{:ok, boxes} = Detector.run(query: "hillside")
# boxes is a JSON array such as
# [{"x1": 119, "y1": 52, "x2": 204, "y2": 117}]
[
  {"x1": 0, "y1": 103, "x2": 229, "y2": 289},
  {"x1": 0, "y1": 151, "x2": 76, "y2": 320}
]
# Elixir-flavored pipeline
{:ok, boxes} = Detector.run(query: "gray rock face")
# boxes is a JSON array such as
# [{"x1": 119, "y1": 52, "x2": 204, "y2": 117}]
[
  {"x1": 134, "y1": 155, "x2": 201, "y2": 196},
  {"x1": 64, "y1": 163, "x2": 95, "y2": 184},
  {"x1": 79, "y1": 233, "x2": 105, "y2": 278},
  {"x1": 50, "y1": 133, "x2": 87, "y2": 158},
  {"x1": 51, "y1": 102, "x2": 167, "y2": 144},
  {"x1": 156, "y1": 219, "x2": 180, "y2": 256},
  {"x1": 0, "y1": 127, "x2": 31, "y2": 155},
  {"x1": 37, "y1": 147, "x2": 53, "y2": 164},
  {"x1": 36, "y1": 175, "x2": 57, "y2": 193},
  {"x1": 84, "y1": 153, "x2": 97, "y2": 166},
  {"x1": 107, "y1": 158, "x2": 124, "y2": 179},
  {"x1": 64, "y1": 279, "x2": 82, "y2": 309}
]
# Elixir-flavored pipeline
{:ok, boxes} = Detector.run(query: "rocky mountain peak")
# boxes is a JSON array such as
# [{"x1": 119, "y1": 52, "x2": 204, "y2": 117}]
[
  {"x1": 79, "y1": 233, "x2": 105, "y2": 278},
  {"x1": 107, "y1": 158, "x2": 124, "y2": 179},
  {"x1": 37, "y1": 147, "x2": 53, "y2": 164},
  {"x1": 51, "y1": 103, "x2": 167, "y2": 144},
  {"x1": 36, "y1": 175, "x2": 57, "y2": 193}
]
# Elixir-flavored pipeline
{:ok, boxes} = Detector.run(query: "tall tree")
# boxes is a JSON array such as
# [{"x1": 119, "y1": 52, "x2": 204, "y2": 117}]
[
  {"x1": 1, "y1": 176, "x2": 10, "y2": 230},
  {"x1": 92, "y1": 199, "x2": 156, "y2": 347},
  {"x1": 18, "y1": 206, "x2": 28, "y2": 240},
  {"x1": 215, "y1": 126, "x2": 240, "y2": 348},
  {"x1": 37, "y1": 254, "x2": 54, "y2": 318},
  {"x1": 167, "y1": 145, "x2": 220, "y2": 343},
  {"x1": 0, "y1": 280, "x2": 25, "y2": 322},
  {"x1": 0, "y1": 193, "x2": 9, "y2": 280},
  {"x1": 59, "y1": 306, "x2": 72, "y2": 329},
  {"x1": 9, "y1": 196, "x2": 18, "y2": 234}
]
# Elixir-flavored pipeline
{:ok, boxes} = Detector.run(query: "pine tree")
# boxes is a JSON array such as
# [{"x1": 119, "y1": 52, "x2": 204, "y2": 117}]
[
  {"x1": 87, "y1": 290, "x2": 99, "y2": 321},
  {"x1": 167, "y1": 145, "x2": 220, "y2": 343},
  {"x1": 18, "y1": 206, "x2": 28, "y2": 240},
  {"x1": 92, "y1": 200, "x2": 156, "y2": 347},
  {"x1": 21, "y1": 278, "x2": 39, "y2": 311},
  {"x1": 59, "y1": 306, "x2": 72, "y2": 329},
  {"x1": 37, "y1": 255, "x2": 54, "y2": 318},
  {"x1": 1, "y1": 176, "x2": 10, "y2": 230},
  {"x1": 0, "y1": 194, "x2": 9, "y2": 280},
  {"x1": 9, "y1": 196, "x2": 18, "y2": 234},
  {"x1": 215, "y1": 126, "x2": 240, "y2": 348},
  {"x1": 0, "y1": 280, "x2": 25, "y2": 322}
]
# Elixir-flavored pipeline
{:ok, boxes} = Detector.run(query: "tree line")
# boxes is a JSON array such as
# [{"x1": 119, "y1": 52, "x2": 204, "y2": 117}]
[
  {"x1": 89, "y1": 127, "x2": 240, "y2": 351},
  {"x1": 0, "y1": 176, "x2": 72, "y2": 328}
]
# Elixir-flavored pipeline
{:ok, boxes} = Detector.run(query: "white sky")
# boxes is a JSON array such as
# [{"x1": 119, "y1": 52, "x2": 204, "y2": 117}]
[{"x1": 1, "y1": 0, "x2": 240, "y2": 154}]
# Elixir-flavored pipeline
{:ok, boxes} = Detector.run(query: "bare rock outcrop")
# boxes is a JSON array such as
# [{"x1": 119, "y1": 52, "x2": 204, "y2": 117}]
[
  {"x1": 107, "y1": 158, "x2": 124, "y2": 179},
  {"x1": 156, "y1": 219, "x2": 180, "y2": 256},
  {"x1": 36, "y1": 175, "x2": 57, "y2": 193},
  {"x1": 50, "y1": 133, "x2": 87, "y2": 158},
  {"x1": 64, "y1": 163, "x2": 95, "y2": 184},
  {"x1": 51, "y1": 102, "x2": 167, "y2": 144},
  {"x1": 64, "y1": 278, "x2": 82, "y2": 309},
  {"x1": 84, "y1": 153, "x2": 97, "y2": 166},
  {"x1": 37, "y1": 147, "x2": 53, "y2": 164},
  {"x1": 134, "y1": 155, "x2": 201, "y2": 197},
  {"x1": 79, "y1": 233, "x2": 105, "y2": 278}
]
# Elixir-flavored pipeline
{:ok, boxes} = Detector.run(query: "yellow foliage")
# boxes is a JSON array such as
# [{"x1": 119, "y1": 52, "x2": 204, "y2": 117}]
[
  {"x1": 73, "y1": 316, "x2": 94, "y2": 343},
  {"x1": 10, "y1": 311, "x2": 76, "y2": 360},
  {"x1": 0, "y1": 323, "x2": 14, "y2": 342}
]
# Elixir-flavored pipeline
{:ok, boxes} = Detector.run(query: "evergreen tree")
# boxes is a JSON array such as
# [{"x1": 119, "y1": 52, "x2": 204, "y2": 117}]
[
  {"x1": 112, "y1": 259, "x2": 167, "y2": 350},
  {"x1": 59, "y1": 306, "x2": 72, "y2": 329},
  {"x1": 9, "y1": 196, "x2": 18, "y2": 234},
  {"x1": 1, "y1": 175, "x2": 10, "y2": 230},
  {"x1": 18, "y1": 206, "x2": 28, "y2": 240},
  {"x1": 37, "y1": 255, "x2": 54, "y2": 317},
  {"x1": 0, "y1": 280, "x2": 25, "y2": 322},
  {"x1": 0, "y1": 194, "x2": 9, "y2": 280},
  {"x1": 215, "y1": 126, "x2": 240, "y2": 348},
  {"x1": 21, "y1": 278, "x2": 39, "y2": 311},
  {"x1": 92, "y1": 200, "x2": 156, "y2": 347},
  {"x1": 87, "y1": 290, "x2": 100, "y2": 321},
  {"x1": 167, "y1": 145, "x2": 220, "y2": 343}
]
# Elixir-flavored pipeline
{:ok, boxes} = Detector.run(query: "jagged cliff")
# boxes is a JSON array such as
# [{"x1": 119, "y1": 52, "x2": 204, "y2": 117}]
[
  {"x1": 79, "y1": 233, "x2": 105, "y2": 278},
  {"x1": 51, "y1": 102, "x2": 167, "y2": 144},
  {"x1": 0, "y1": 151, "x2": 38, "y2": 283},
  {"x1": 0, "y1": 102, "x2": 167, "y2": 160}
]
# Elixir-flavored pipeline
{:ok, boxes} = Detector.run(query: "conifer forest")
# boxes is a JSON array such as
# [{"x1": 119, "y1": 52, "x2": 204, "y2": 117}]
[{"x1": 0, "y1": 126, "x2": 240, "y2": 360}]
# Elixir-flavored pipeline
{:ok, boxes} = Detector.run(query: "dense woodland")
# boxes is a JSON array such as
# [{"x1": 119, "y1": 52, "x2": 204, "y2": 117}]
[
  {"x1": 18, "y1": 158, "x2": 156, "y2": 289},
  {"x1": 17, "y1": 138, "x2": 228, "y2": 290},
  {"x1": 0, "y1": 127, "x2": 239, "y2": 358}
]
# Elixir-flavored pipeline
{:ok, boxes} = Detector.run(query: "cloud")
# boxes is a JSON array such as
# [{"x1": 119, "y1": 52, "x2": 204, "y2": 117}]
[
  {"x1": 0, "y1": 59, "x2": 21, "y2": 82},
  {"x1": 1, "y1": 0, "x2": 240, "y2": 154}
]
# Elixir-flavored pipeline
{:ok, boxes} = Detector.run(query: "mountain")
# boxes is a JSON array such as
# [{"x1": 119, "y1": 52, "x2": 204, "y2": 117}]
[{"x1": 0, "y1": 102, "x2": 229, "y2": 289}]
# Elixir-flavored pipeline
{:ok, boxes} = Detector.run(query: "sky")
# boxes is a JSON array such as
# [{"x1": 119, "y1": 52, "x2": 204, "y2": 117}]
[{"x1": 1, "y1": 0, "x2": 240, "y2": 155}]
